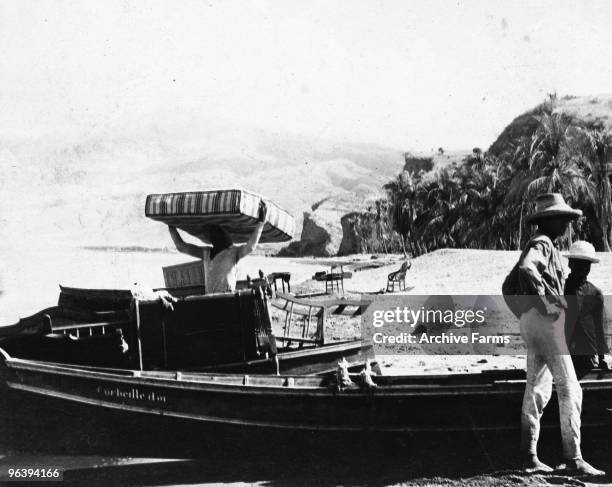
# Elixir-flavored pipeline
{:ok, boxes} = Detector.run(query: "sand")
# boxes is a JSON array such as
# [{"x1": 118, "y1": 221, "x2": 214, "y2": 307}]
[{"x1": 294, "y1": 248, "x2": 612, "y2": 296}]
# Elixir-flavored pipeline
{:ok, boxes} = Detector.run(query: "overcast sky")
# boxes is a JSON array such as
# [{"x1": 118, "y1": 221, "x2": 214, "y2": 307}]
[{"x1": 1, "y1": 0, "x2": 611, "y2": 151}]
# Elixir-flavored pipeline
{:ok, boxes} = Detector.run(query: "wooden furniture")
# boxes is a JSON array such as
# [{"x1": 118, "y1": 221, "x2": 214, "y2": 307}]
[
  {"x1": 162, "y1": 260, "x2": 206, "y2": 297},
  {"x1": 0, "y1": 286, "x2": 135, "y2": 369},
  {"x1": 268, "y1": 272, "x2": 291, "y2": 294},
  {"x1": 235, "y1": 278, "x2": 268, "y2": 291},
  {"x1": 326, "y1": 265, "x2": 344, "y2": 294},
  {"x1": 386, "y1": 260, "x2": 411, "y2": 292},
  {"x1": 162, "y1": 260, "x2": 204, "y2": 287},
  {"x1": 271, "y1": 293, "x2": 367, "y2": 346},
  {"x1": 0, "y1": 286, "x2": 374, "y2": 377},
  {"x1": 312, "y1": 265, "x2": 352, "y2": 294}
]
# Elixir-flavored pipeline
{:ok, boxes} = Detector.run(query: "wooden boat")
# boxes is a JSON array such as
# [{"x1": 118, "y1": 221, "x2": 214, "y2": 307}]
[
  {"x1": 1, "y1": 285, "x2": 611, "y2": 432},
  {"x1": 1, "y1": 347, "x2": 611, "y2": 432}
]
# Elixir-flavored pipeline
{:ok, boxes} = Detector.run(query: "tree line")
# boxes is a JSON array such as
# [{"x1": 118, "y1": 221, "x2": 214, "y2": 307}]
[{"x1": 349, "y1": 102, "x2": 612, "y2": 256}]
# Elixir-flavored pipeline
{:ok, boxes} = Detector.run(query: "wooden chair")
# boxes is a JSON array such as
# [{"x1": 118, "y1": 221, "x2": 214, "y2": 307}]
[
  {"x1": 268, "y1": 272, "x2": 291, "y2": 294},
  {"x1": 386, "y1": 260, "x2": 411, "y2": 292},
  {"x1": 325, "y1": 264, "x2": 345, "y2": 294},
  {"x1": 236, "y1": 270, "x2": 274, "y2": 299},
  {"x1": 312, "y1": 266, "x2": 352, "y2": 295}
]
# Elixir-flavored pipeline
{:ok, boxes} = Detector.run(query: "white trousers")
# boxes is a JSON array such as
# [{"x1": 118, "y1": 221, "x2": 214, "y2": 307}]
[{"x1": 520, "y1": 307, "x2": 583, "y2": 460}]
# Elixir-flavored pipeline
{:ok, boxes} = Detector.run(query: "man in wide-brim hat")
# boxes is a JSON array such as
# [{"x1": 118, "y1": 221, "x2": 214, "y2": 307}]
[
  {"x1": 524, "y1": 192, "x2": 583, "y2": 224},
  {"x1": 517, "y1": 193, "x2": 604, "y2": 476},
  {"x1": 564, "y1": 240, "x2": 609, "y2": 376}
]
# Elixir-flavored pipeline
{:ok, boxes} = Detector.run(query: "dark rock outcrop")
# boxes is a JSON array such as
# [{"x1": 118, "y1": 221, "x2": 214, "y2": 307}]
[
  {"x1": 338, "y1": 212, "x2": 361, "y2": 256},
  {"x1": 277, "y1": 210, "x2": 341, "y2": 257},
  {"x1": 278, "y1": 194, "x2": 377, "y2": 257}
]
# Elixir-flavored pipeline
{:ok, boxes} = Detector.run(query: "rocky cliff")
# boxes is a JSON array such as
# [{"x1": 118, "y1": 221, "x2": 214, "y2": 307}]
[{"x1": 279, "y1": 193, "x2": 380, "y2": 257}]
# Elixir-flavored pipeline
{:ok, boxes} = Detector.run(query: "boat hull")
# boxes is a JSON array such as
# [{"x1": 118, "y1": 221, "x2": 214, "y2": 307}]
[{"x1": 2, "y1": 350, "x2": 611, "y2": 432}]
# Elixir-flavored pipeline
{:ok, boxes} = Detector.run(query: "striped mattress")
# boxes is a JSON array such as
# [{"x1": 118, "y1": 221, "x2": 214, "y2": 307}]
[{"x1": 145, "y1": 189, "x2": 294, "y2": 243}]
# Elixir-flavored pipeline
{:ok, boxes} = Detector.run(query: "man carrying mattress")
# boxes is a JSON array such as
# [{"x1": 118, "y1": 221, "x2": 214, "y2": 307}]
[{"x1": 169, "y1": 201, "x2": 268, "y2": 293}]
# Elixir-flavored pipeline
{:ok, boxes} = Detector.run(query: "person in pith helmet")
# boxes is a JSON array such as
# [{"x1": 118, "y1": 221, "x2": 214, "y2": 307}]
[{"x1": 564, "y1": 240, "x2": 609, "y2": 375}]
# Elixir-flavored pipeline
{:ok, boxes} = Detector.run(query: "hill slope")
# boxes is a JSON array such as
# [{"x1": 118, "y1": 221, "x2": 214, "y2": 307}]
[
  {"x1": 489, "y1": 94, "x2": 612, "y2": 156},
  {"x1": 0, "y1": 124, "x2": 404, "y2": 251}
]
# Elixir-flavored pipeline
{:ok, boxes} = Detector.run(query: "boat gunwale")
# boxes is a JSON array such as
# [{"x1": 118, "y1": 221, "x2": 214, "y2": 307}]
[{"x1": 4, "y1": 351, "x2": 612, "y2": 397}]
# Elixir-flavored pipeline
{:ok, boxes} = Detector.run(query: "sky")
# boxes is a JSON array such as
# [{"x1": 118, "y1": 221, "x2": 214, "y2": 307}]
[{"x1": 1, "y1": 0, "x2": 612, "y2": 151}]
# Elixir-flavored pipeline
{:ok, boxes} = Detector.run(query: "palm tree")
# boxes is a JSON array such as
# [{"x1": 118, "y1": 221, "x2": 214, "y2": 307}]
[
  {"x1": 582, "y1": 127, "x2": 612, "y2": 251},
  {"x1": 384, "y1": 171, "x2": 419, "y2": 255},
  {"x1": 524, "y1": 113, "x2": 593, "y2": 248},
  {"x1": 414, "y1": 168, "x2": 462, "y2": 250},
  {"x1": 458, "y1": 160, "x2": 514, "y2": 249},
  {"x1": 501, "y1": 136, "x2": 533, "y2": 249},
  {"x1": 527, "y1": 114, "x2": 590, "y2": 198}
]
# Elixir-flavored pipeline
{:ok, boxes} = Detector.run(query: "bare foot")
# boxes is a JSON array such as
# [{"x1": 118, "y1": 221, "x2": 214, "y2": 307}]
[
  {"x1": 562, "y1": 458, "x2": 606, "y2": 476},
  {"x1": 522, "y1": 455, "x2": 553, "y2": 474}
]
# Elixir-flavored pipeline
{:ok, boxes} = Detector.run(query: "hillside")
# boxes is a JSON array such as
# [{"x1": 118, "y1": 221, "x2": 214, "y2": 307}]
[
  {"x1": 489, "y1": 94, "x2": 612, "y2": 156},
  {"x1": 0, "y1": 124, "x2": 404, "y2": 251},
  {"x1": 4, "y1": 94, "x2": 611, "y2": 256}
]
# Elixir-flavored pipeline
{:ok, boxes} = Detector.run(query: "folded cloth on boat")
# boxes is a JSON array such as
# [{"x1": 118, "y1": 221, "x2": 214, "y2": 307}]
[{"x1": 145, "y1": 189, "x2": 294, "y2": 244}]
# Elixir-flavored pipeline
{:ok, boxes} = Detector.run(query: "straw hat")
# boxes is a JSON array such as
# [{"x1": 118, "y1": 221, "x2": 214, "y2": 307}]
[
  {"x1": 526, "y1": 193, "x2": 582, "y2": 223},
  {"x1": 565, "y1": 240, "x2": 600, "y2": 263}
]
